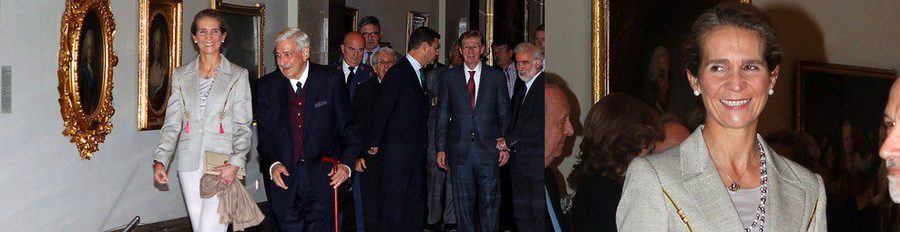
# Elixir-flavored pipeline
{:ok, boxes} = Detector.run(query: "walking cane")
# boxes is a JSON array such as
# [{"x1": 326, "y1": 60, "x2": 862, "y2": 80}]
[{"x1": 322, "y1": 156, "x2": 341, "y2": 232}]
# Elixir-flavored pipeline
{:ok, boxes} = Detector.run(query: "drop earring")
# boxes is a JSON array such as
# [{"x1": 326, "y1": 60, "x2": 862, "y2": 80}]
[
  {"x1": 768, "y1": 89, "x2": 775, "y2": 96},
  {"x1": 693, "y1": 90, "x2": 701, "y2": 96}
]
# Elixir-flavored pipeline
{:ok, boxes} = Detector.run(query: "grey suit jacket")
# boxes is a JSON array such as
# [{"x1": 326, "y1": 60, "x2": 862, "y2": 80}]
[
  {"x1": 617, "y1": 126, "x2": 827, "y2": 231},
  {"x1": 154, "y1": 55, "x2": 253, "y2": 172}
]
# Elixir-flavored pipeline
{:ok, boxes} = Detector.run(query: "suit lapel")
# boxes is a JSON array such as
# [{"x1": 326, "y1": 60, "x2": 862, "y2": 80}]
[
  {"x1": 759, "y1": 135, "x2": 807, "y2": 231},
  {"x1": 474, "y1": 63, "x2": 490, "y2": 111},
  {"x1": 182, "y1": 58, "x2": 200, "y2": 121},
  {"x1": 678, "y1": 127, "x2": 746, "y2": 231}
]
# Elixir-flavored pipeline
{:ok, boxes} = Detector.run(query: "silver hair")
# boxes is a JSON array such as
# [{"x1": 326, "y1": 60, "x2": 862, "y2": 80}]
[
  {"x1": 275, "y1": 27, "x2": 310, "y2": 51},
  {"x1": 514, "y1": 42, "x2": 543, "y2": 60},
  {"x1": 372, "y1": 47, "x2": 400, "y2": 66}
]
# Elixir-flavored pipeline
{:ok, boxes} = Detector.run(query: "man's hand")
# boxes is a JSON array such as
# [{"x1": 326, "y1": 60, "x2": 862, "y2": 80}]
[
  {"x1": 354, "y1": 158, "x2": 368, "y2": 172},
  {"x1": 499, "y1": 150, "x2": 510, "y2": 167},
  {"x1": 329, "y1": 164, "x2": 351, "y2": 188},
  {"x1": 368, "y1": 147, "x2": 379, "y2": 155},
  {"x1": 496, "y1": 138, "x2": 509, "y2": 151},
  {"x1": 154, "y1": 164, "x2": 169, "y2": 184},
  {"x1": 437, "y1": 151, "x2": 448, "y2": 170},
  {"x1": 216, "y1": 164, "x2": 240, "y2": 185},
  {"x1": 271, "y1": 163, "x2": 290, "y2": 190}
]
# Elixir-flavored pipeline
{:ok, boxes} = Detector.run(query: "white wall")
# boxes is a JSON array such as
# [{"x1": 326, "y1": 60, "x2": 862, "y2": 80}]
[
  {"x1": 347, "y1": 0, "x2": 441, "y2": 52},
  {"x1": 0, "y1": 0, "x2": 285, "y2": 230},
  {"x1": 546, "y1": 0, "x2": 900, "y2": 193}
]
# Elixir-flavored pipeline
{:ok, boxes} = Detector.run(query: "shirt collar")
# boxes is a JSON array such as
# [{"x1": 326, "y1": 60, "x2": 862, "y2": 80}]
[
  {"x1": 297, "y1": 61, "x2": 310, "y2": 84},
  {"x1": 524, "y1": 70, "x2": 542, "y2": 90},
  {"x1": 342, "y1": 60, "x2": 354, "y2": 74},
  {"x1": 406, "y1": 54, "x2": 423, "y2": 73}
]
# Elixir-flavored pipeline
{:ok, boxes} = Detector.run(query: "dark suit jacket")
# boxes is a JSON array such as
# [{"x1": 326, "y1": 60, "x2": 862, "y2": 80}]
[
  {"x1": 546, "y1": 168, "x2": 572, "y2": 232},
  {"x1": 369, "y1": 57, "x2": 430, "y2": 167},
  {"x1": 435, "y1": 63, "x2": 510, "y2": 165},
  {"x1": 256, "y1": 63, "x2": 360, "y2": 173},
  {"x1": 572, "y1": 174, "x2": 620, "y2": 232},
  {"x1": 329, "y1": 59, "x2": 375, "y2": 99},
  {"x1": 508, "y1": 72, "x2": 545, "y2": 174},
  {"x1": 353, "y1": 78, "x2": 381, "y2": 158}
]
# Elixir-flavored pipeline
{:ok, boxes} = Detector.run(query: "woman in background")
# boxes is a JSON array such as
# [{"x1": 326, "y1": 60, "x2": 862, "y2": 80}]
[{"x1": 568, "y1": 93, "x2": 664, "y2": 232}]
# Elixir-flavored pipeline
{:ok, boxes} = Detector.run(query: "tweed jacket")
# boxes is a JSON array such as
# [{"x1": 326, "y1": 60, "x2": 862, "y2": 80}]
[
  {"x1": 154, "y1": 55, "x2": 252, "y2": 172},
  {"x1": 616, "y1": 126, "x2": 827, "y2": 231}
]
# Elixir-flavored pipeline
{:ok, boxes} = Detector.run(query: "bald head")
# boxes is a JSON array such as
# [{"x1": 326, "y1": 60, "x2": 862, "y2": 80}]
[
  {"x1": 545, "y1": 83, "x2": 574, "y2": 167},
  {"x1": 653, "y1": 122, "x2": 690, "y2": 153},
  {"x1": 341, "y1": 31, "x2": 366, "y2": 67}
]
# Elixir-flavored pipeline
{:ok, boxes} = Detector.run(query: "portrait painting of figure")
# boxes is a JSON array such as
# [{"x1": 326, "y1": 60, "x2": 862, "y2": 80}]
[
  {"x1": 77, "y1": 10, "x2": 104, "y2": 115},
  {"x1": 147, "y1": 13, "x2": 171, "y2": 112}
]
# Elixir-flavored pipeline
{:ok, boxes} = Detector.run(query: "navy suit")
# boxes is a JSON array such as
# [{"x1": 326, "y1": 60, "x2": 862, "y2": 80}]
[
  {"x1": 369, "y1": 57, "x2": 430, "y2": 232},
  {"x1": 329, "y1": 59, "x2": 375, "y2": 99},
  {"x1": 256, "y1": 63, "x2": 360, "y2": 232},
  {"x1": 435, "y1": 63, "x2": 510, "y2": 232},
  {"x1": 507, "y1": 72, "x2": 546, "y2": 232}
]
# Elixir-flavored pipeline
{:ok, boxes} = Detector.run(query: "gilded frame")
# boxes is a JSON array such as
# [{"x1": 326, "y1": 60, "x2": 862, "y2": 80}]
[
  {"x1": 58, "y1": 0, "x2": 118, "y2": 159},
  {"x1": 138, "y1": 0, "x2": 182, "y2": 131},
  {"x1": 405, "y1": 11, "x2": 430, "y2": 51},
  {"x1": 212, "y1": 0, "x2": 266, "y2": 79},
  {"x1": 590, "y1": 0, "x2": 750, "y2": 103}
]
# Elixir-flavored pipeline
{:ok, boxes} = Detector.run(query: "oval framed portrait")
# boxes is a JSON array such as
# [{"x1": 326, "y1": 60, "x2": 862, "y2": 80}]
[{"x1": 58, "y1": 0, "x2": 118, "y2": 159}]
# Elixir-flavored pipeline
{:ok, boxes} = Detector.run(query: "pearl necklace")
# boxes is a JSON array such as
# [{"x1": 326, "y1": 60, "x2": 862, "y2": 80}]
[{"x1": 745, "y1": 141, "x2": 768, "y2": 232}]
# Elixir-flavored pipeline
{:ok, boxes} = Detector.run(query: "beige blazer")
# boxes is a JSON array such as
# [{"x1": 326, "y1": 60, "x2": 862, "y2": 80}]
[
  {"x1": 616, "y1": 126, "x2": 827, "y2": 231},
  {"x1": 154, "y1": 55, "x2": 252, "y2": 172}
]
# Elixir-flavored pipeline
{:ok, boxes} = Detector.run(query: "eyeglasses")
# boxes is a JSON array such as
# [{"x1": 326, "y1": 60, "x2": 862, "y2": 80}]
[
  {"x1": 362, "y1": 32, "x2": 381, "y2": 37},
  {"x1": 462, "y1": 46, "x2": 482, "y2": 51}
]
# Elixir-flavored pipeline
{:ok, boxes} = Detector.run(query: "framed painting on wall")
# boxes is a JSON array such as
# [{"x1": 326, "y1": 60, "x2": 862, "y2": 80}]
[
  {"x1": 795, "y1": 61, "x2": 897, "y2": 231},
  {"x1": 406, "y1": 11, "x2": 430, "y2": 51},
  {"x1": 58, "y1": 0, "x2": 119, "y2": 159},
  {"x1": 138, "y1": 0, "x2": 182, "y2": 131},
  {"x1": 590, "y1": 0, "x2": 750, "y2": 129}
]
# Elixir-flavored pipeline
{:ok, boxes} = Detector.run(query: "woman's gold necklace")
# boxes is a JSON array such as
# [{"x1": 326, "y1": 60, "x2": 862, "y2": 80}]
[{"x1": 711, "y1": 150, "x2": 753, "y2": 191}]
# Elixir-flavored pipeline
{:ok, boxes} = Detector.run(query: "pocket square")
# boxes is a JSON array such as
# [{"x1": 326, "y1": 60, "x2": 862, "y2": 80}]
[{"x1": 314, "y1": 100, "x2": 328, "y2": 108}]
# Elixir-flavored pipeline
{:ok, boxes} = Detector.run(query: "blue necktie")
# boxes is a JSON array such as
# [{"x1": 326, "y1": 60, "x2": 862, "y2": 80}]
[{"x1": 546, "y1": 187, "x2": 562, "y2": 232}]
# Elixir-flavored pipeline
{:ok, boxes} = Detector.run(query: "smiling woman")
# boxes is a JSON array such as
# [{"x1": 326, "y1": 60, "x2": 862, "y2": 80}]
[{"x1": 616, "y1": 2, "x2": 828, "y2": 231}]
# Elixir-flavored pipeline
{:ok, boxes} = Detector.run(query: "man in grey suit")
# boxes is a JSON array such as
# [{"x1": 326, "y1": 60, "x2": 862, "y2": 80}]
[
  {"x1": 435, "y1": 30, "x2": 511, "y2": 232},
  {"x1": 424, "y1": 41, "x2": 462, "y2": 231}
]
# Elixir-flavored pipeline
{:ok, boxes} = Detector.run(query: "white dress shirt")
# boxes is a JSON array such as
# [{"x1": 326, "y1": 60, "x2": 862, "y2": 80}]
[
  {"x1": 341, "y1": 60, "x2": 356, "y2": 83},
  {"x1": 464, "y1": 62, "x2": 482, "y2": 103},
  {"x1": 406, "y1": 54, "x2": 424, "y2": 87}
]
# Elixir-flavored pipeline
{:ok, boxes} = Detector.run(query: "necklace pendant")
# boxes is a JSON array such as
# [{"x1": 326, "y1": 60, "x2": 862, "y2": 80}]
[{"x1": 729, "y1": 182, "x2": 740, "y2": 191}]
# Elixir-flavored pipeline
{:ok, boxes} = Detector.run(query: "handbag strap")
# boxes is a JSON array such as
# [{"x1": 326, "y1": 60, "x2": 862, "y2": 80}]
[
  {"x1": 806, "y1": 196, "x2": 819, "y2": 231},
  {"x1": 662, "y1": 187, "x2": 693, "y2": 232}
]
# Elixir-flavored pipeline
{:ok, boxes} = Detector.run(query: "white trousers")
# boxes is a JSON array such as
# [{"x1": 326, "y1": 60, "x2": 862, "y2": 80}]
[{"x1": 178, "y1": 154, "x2": 228, "y2": 232}]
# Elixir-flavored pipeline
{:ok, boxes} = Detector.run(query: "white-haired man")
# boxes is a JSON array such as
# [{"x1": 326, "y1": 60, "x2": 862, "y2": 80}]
[{"x1": 256, "y1": 27, "x2": 360, "y2": 231}]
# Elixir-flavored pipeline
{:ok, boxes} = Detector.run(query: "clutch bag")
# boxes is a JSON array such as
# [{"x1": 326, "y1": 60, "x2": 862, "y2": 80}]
[{"x1": 204, "y1": 151, "x2": 246, "y2": 179}]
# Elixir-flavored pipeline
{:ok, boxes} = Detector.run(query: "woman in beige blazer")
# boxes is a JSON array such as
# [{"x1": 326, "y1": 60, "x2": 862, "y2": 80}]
[
  {"x1": 616, "y1": 2, "x2": 826, "y2": 231},
  {"x1": 152, "y1": 9, "x2": 252, "y2": 232}
]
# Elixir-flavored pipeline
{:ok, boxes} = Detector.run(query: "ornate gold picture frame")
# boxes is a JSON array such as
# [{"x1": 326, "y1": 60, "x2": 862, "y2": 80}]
[
  {"x1": 58, "y1": 0, "x2": 118, "y2": 159},
  {"x1": 212, "y1": 0, "x2": 266, "y2": 80},
  {"x1": 138, "y1": 0, "x2": 182, "y2": 131},
  {"x1": 590, "y1": 0, "x2": 750, "y2": 103}
]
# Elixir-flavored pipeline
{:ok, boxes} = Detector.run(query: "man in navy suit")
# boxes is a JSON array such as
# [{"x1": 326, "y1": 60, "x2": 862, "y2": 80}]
[
  {"x1": 367, "y1": 26, "x2": 441, "y2": 232},
  {"x1": 507, "y1": 42, "x2": 546, "y2": 232},
  {"x1": 435, "y1": 30, "x2": 511, "y2": 232},
  {"x1": 328, "y1": 31, "x2": 374, "y2": 231},
  {"x1": 329, "y1": 31, "x2": 375, "y2": 100},
  {"x1": 256, "y1": 27, "x2": 360, "y2": 232}
]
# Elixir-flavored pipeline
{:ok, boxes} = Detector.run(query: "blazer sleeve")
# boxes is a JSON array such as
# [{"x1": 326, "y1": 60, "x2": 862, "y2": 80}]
[
  {"x1": 434, "y1": 70, "x2": 451, "y2": 153},
  {"x1": 228, "y1": 68, "x2": 253, "y2": 169},
  {"x1": 616, "y1": 157, "x2": 668, "y2": 231},
  {"x1": 811, "y1": 174, "x2": 828, "y2": 231},
  {"x1": 494, "y1": 71, "x2": 511, "y2": 137},
  {"x1": 153, "y1": 72, "x2": 185, "y2": 169}
]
